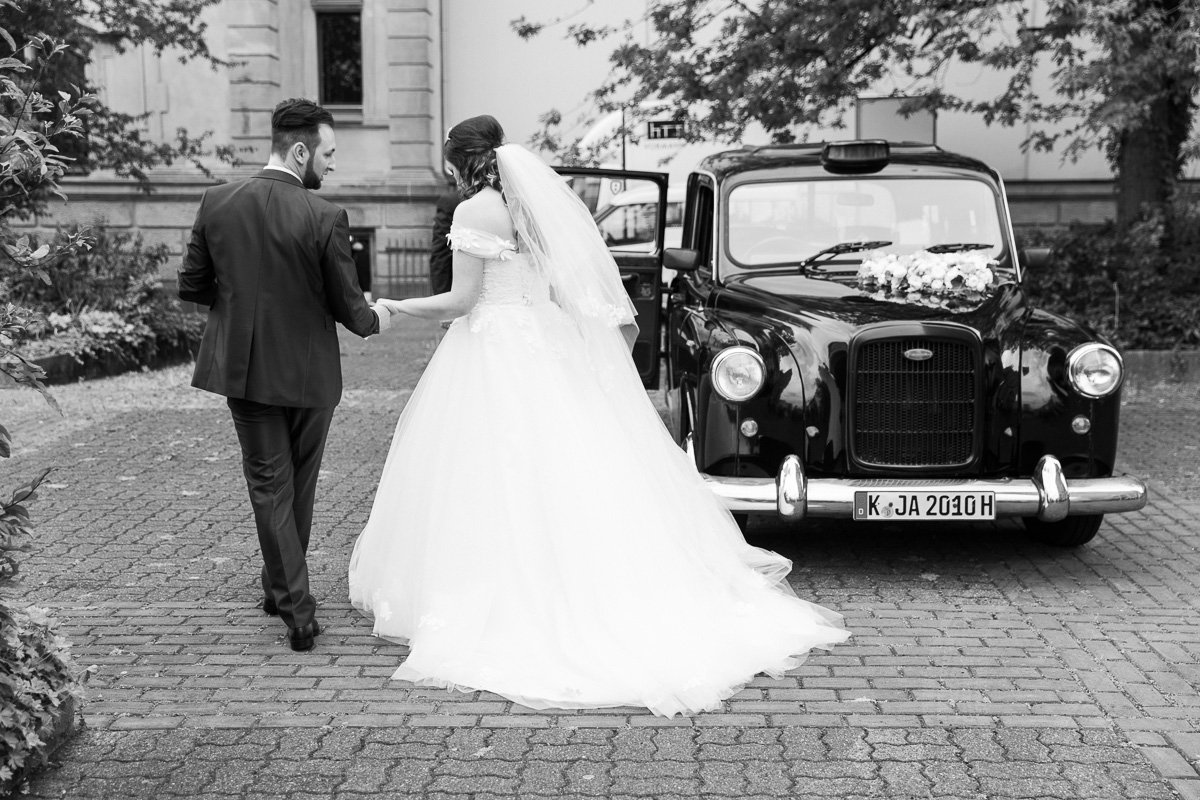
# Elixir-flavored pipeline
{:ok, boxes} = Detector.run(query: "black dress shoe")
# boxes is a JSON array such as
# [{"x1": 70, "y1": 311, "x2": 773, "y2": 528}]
[
  {"x1": 265, "y1": 599, "x2": 320, "y2": 636},
  {"x1": 287, "y1": 623, "x2": 316, "y2": 652}
]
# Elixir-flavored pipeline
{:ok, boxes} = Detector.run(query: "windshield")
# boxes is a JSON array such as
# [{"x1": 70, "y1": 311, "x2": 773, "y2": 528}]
[{"x1": 726, "y1": 177, "x2": 1006, "y2": 268}]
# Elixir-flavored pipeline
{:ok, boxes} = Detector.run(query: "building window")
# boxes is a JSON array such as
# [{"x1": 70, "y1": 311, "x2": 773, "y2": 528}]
[
  {"x1": 647, "y1": 119, "x2": 685, "y2": 140},
  {"x1": 317, "y1": 11, "x2": 362, "y2": 106}
]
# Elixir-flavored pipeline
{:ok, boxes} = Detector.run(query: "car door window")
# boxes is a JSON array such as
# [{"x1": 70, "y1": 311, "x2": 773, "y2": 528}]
[
  {"x1": 694, "y1": 182, "x2": 715, "y2": 276},
  {"x1": 595, "y1": 202, "x2": 659, "y2": 250}
]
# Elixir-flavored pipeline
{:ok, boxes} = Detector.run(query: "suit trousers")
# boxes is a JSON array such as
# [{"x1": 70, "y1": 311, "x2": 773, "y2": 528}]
[{"x1": 227, "y1": 398, "x2": 335, "y2": 629}]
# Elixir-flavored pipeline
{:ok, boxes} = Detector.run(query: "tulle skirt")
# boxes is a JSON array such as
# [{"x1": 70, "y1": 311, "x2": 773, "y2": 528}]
[{"x1": 348, "y1": 301, "x2": 850, "y2": 717}]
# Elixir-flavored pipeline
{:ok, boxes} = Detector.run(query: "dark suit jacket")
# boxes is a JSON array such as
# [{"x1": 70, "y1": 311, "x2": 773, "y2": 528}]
[
  {"x1": 429, "y1": 190, "x2": 462, "y2": 295},
  {"x1": 178, "y1": 168, "x2": 379, "y2": 408}
]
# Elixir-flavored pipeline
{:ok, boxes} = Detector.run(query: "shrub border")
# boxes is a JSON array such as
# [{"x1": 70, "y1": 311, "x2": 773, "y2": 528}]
[
  {"x1": 0, "y1": 694, "x2": 78, "y2": 797},
  {"x1": 33, "y1": 340, "x2": 196, "y2": 386}
]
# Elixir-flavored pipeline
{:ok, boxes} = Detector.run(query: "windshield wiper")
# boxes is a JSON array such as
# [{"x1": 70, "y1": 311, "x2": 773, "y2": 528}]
[
  {"x1": 925, "y1": 243, "x2": 992, "y2": 254},
  {"x1": 801, "y1": 240, "x2": 892, "y2": 273}
]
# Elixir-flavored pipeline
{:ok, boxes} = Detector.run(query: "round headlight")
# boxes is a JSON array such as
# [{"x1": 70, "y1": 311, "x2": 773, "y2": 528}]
[
  {"x1": 1067, "y1": 343, "x2": 1123, "y2": 398},
  {"x1": 711, "y1": 347, "x2": 765, "y2": 403}
]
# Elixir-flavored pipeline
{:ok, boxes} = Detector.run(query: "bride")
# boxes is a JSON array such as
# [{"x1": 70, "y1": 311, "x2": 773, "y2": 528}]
[{"x1": 349, "y1": 115, "x2": 849, "y2": 717}]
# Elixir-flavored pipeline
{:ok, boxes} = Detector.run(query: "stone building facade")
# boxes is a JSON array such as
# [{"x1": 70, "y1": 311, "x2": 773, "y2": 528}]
[{"x1": 26, "y1": 0, "x2": 451, "y2": 297}]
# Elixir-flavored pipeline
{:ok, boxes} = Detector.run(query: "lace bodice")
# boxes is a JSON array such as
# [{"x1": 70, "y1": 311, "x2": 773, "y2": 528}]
[{"x1": 447, "y1": 224, "x2": 550, "y2": 308}]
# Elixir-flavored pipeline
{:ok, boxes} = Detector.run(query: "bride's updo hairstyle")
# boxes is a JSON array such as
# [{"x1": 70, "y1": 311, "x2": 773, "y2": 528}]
[{"x1": 444, "y1": 115, "x2": 505, "y2": 199}]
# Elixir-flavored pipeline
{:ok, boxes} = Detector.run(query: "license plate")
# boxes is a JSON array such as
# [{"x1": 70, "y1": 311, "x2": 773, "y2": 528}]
[{"x1": 853, "y1": 491, "x2": 996, "y2": 521}]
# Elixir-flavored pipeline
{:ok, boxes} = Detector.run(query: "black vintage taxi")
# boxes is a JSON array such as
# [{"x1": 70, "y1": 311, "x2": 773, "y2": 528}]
[{"x1": 651, "y1": 140, "x2": 1147, "y2": 546}]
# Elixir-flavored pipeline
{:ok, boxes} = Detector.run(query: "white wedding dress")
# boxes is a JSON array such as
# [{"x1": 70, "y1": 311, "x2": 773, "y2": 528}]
[{"x1": 348, "y1": 222, "x2": 850, "y2": 718}]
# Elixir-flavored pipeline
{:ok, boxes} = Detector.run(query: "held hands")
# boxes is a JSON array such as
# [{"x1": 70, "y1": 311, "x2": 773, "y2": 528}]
[
  {"x1": 371, "y1": 298, "x2": 402, "y2": 334},
  {"x1": 374, "y1": 298, "x2": 405, "y2": 316},
  {"x1": 371, "y1": 305, "x2": 392, "y2": 333}
]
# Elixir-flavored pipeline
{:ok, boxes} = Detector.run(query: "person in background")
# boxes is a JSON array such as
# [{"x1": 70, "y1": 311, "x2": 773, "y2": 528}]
[
  {"x1": 350, "y1": 233, "x2": 372, "y2": 302},
  {"x1": 429, "y1": 173, "x2": 461, "y2": 295}
]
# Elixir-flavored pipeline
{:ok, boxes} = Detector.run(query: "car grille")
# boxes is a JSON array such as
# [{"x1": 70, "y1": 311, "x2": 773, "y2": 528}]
[{"x1": 852, "y1": 337, "x2": 979, "y2": 468}]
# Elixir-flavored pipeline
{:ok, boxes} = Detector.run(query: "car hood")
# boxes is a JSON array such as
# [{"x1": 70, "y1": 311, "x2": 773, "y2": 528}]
[
  {"x1": 721, "y1": 272, "x2": 1023, "y2": 329},
  {"x1": 715, "y1": 272, "x2": 1032, "y2": 476}
]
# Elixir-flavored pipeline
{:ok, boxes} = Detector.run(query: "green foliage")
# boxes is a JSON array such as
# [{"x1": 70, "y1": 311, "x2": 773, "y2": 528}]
[
  {"x1": 0, "y1": 310, "x2": 77, "y2": 787},
  {"x1": 518, "y1": 1, "x2": 1197, "y2": 159},
  {"x1": 0, "y1": 31, "x2": 93, "y2": 218},
  {"x1": 0, "y1": 302, "x2": 59, "y2": 410},
  {"x1": 5, "y1": 225, "x2": 156, "y2": 312},
  {"x1": 0, "y1": 469, "x2": 50, "y2": 593},
  {"x1": 0, "y1": 602, "x2": 82, "y2": 789},
  {"x1": 0, "y1": 5, "x2": 90, "y2": 399},
  {"x1": 0, "y1": 0, "x2": 239, "y2": 220},
  {"x1": 0, "y1": 27, "x2": 93, "y2": 231},
  {"x1": 0, "y1": 298, "x2": 78, "y2": 792},
  {"x1": 518, "y1": 1, "x2": 1198, "y2": 228},
  {"x1": 1019, "y1": 203, "x2": 1200, "y2": 350},
  {"x1": 6, "y1": 225, "x2": 203, "y2": 366},
  {"x1": 0, "y1": 7, "x2": 95, "y2": 788}
]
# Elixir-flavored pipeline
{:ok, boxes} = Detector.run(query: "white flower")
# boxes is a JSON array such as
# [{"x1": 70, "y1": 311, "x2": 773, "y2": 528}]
[
  {"x1": 47, "y1": 312, "x2": 72, "y2": 331},
  {"x1": 857, "y1": 248, "x2": 997, "y2": 306}
]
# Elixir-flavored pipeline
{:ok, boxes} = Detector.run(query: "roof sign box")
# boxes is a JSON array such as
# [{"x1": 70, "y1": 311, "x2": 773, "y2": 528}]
[{"x1": 821, "y1": 140, "x2": 891, "y2": 174}]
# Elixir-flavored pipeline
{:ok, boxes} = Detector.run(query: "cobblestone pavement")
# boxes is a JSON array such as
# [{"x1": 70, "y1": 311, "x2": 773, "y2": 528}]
[{"x1": 2, "y1": 319, "x2": 1198, "y2": 799}]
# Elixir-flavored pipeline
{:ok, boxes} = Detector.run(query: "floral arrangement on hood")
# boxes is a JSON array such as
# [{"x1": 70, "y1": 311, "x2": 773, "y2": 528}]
[{"x1": 856, "y1": 249, "x2": 998, "y2": 309}]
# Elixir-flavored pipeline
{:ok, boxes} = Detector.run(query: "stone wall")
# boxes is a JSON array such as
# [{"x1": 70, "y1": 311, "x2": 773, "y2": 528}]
[
  {"x1": 1006, "y1": 181, "x2": 1117, "y2": 229},
  {"x1": 1007, "y1": 178, "x2": 1200, "y2": 229},
  {"x1": 25, "y1": 176, "x2": 445, "y2": 291}
]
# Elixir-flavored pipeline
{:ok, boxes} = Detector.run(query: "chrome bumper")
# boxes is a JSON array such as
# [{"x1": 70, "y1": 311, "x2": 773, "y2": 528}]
[{"x1": 699, "y1": 453, "x2": 1148, "y2": 522}]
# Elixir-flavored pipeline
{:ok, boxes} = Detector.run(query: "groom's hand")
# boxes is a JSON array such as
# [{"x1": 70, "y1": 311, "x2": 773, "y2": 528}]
[{"x1": 371, "y1": 304, "x2": 393, "y2": 334}]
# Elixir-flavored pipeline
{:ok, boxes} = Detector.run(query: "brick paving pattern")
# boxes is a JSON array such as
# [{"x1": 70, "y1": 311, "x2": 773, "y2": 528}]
[{"x1": 2, "y1": 319, "x2": 1198, "y2": 799}]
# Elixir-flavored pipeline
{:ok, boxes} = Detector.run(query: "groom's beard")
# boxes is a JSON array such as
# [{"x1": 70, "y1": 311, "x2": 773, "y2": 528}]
[{"x1": 302, "y1": 154, "x2": 322, "y2": 190}]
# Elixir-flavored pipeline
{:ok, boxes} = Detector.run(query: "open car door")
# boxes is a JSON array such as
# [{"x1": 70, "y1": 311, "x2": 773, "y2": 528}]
[{"x1": 555, "y1": 167, "x2": 668, "y2": 389}]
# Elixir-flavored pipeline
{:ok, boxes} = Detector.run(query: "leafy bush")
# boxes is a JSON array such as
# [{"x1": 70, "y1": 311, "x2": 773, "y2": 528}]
[
  {"x1": 0, "y1": 19, "x2": 91, "y2": 793},
  {"x1": 1019, "y1": 203, "x2": 1200, "y2": 350},
  {"x1": 5, "y1": 225, "x2": 204, "y2": 365},
  {"x1": 0, "y1": 309, "x2": 83, "y2": 792},
  {"x1": 0, "y1": 594, "x2": 82, "y2": 789}
]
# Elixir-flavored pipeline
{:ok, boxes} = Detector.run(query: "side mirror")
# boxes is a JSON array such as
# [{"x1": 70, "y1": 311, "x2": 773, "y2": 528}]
[
  {"x1": 664, "y1": 247, "x2": 701, "y2": 273},
  {"x1": 1020, "y1": 247, "x2": 1051, "y2": 269}
]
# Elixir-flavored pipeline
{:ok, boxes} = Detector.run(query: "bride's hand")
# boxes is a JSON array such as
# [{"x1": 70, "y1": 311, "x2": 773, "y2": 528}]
[{"x1": 373, "y1": 298, "x2": 404, "y2": 316}]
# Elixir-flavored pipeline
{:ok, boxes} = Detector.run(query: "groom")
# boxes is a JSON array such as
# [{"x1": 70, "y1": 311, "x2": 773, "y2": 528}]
[{"x1": 178, "y1": 98, "x2": 391, "y2": 652}]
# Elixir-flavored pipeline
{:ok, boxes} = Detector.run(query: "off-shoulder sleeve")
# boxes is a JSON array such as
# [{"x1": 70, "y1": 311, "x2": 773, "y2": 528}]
[{"x1": 447, "y1": 224, "x2": 518, "y2": 260}]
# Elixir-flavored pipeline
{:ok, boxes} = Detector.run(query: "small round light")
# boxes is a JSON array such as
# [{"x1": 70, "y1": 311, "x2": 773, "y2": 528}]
[
  {"x1": 740, "y1": 419, "x2": 759, "y2": 437},
  {"x1": 1071, "y1": 415, "x2": 1092, "y2": 434},
  {"x1": 711, "y1": 347, "x2": 766, "y2": 403},
  {"x1": 1067, "y1": 343, "x2": 1123, "y2": 398}
]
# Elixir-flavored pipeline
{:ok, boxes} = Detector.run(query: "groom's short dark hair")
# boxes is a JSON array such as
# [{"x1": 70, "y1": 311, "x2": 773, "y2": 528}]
[{"x1": 271, "y1": 98, "x2": 335, "y2": 156}]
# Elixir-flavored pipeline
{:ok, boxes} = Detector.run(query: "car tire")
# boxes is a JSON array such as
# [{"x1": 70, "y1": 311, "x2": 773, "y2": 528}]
[
  {"x1": 732, "y1": 513, "x2": 751, "y2": 535},
  {"x1": 1022, "y1": 514, "x2": 1103, "y2": 547}
]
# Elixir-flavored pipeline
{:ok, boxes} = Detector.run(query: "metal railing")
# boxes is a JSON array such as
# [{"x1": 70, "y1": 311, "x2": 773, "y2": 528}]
[{"x1": 377, "y1": 235, "x2": 432, "y2": 299}]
